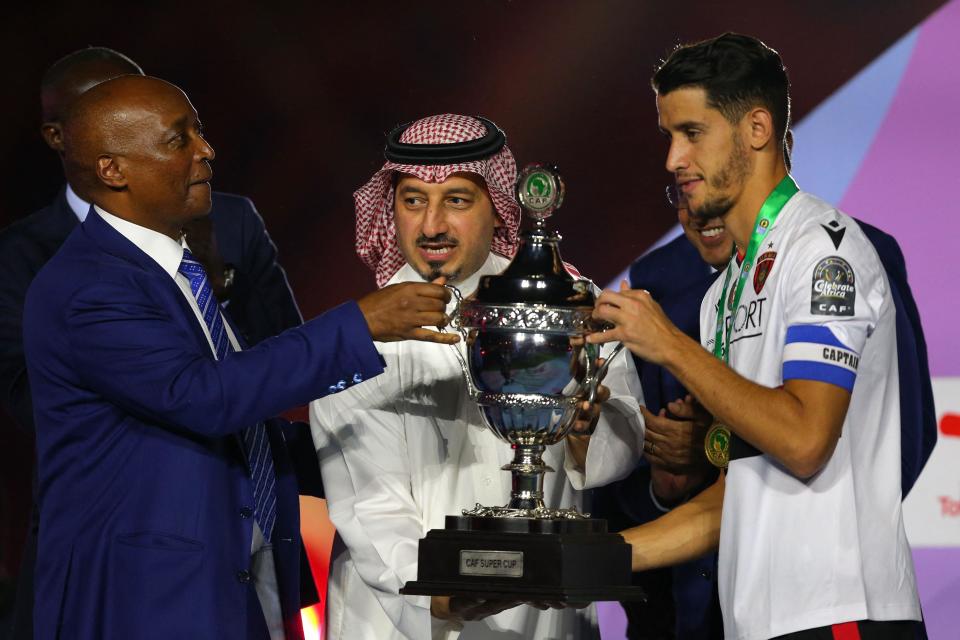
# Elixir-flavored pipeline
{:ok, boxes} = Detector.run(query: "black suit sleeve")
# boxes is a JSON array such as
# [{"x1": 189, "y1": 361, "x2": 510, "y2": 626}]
[
  {"x1": 0, "y1": 238, "x2": 38, "y2": 432},
  {"x1": 237, "y1": 198, "x2": 303, "y2": 336},
  {"x1": 272, "y1": 418, "x2": 324, "y2": 498}
]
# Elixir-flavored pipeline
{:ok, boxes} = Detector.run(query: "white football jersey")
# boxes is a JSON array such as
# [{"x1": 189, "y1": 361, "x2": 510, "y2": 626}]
[{"x1": 700, "y1": 190, "x2": 921, "y2": 640}]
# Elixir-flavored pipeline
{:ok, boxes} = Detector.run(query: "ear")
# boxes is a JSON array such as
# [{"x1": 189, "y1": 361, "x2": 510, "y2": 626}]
[
  {"x1": 96, "y1": 155, "x2": 127, "y2": 189},
  {"x1": 745, "y1": 107, "x2": 775, "y2": 151},
  {"x1": 493, "y1": 213, "x2": 503, "y2": 228},
  {"x1": 41, "y1": 122, "x2": 64, "y2": 152}
]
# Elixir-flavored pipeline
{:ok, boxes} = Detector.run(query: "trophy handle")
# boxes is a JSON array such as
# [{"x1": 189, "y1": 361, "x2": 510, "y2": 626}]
[
  {"x1": 442, "y1": 284, "x2": 481, "y2": 401},
  {"x1": 581, "y1": 342, "x2": 625, "y2": 404}
]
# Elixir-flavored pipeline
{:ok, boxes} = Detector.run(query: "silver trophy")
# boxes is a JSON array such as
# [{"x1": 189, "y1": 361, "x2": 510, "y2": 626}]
[
  {"x1": 446, "y1": 164, "x2": 622, "y2": 519},
  {"x1": 402, "y1": 165, "x2": 642, "y2": 603}
]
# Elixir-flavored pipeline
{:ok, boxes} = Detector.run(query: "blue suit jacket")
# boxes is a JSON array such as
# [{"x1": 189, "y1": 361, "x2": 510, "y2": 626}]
[
  {"x1": 0, "y1": 188, "x2": 303, "y2": 433},
  {"x1": 23, "y1": 211, "x2": 383, "y2": 640},
  {"x1": 0, "y1": 188, "x2": 313, "y2": 640},
  {"x1": 596, "y1": 221, "x2": 936, "y2": 640}
]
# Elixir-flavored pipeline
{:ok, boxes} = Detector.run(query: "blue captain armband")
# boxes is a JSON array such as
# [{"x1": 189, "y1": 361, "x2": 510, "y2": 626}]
[{"x1": 782, "y1": 325, "x2": 859, "y2": 392}]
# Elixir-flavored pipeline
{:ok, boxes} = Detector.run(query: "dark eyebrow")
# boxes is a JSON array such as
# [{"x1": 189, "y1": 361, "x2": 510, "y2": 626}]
[
  {"x1": 675, "y1": 120, "x2": 708, "y2": 131},
  {"x1": 442, "y1": 187, "x2": 476, "y2": 196}
]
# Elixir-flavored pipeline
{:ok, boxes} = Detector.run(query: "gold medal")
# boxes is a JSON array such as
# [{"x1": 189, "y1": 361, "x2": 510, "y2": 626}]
[{"x1": 704, "y1": 422, "x2": 731, "y2": 469}]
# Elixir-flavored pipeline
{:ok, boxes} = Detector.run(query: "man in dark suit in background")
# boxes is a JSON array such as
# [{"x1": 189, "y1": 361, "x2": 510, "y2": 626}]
[
  {"x1": 592, "y1": 192, "x2": 726, "y2": 640},
  {"x1": 23, "y1": 73, "x2": 458, "y2": 640},
  {"x1": 594, "y1": 169, "x2": 936, "y2": 639},
  {"x1": 0, "y1": 47, "x2": 306, "y2": 639}
]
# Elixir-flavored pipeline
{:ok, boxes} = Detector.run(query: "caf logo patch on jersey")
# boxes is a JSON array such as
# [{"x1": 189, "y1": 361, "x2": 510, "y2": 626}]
[
  {"x1": 811, "y1": 256, "x2": 856, "y2": 316},
  {"x1": 753, "y1": 251, "x2": 777, "y2": 294}
]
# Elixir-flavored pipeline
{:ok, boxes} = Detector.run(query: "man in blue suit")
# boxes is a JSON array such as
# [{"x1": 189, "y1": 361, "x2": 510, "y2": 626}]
[
  {"x1": 595, "y1": 181, "x2": 935, "y2": 639},
  {"x1": 0, "y1": 47, "x2": 311, "y2": 640},
  {"x1": 23, "y1": 74, "x2": 458, "y2": 640}
]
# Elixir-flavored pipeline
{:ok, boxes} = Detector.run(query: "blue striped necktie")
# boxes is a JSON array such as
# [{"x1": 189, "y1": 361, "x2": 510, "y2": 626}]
[{"x1": 178, "y1": 248, "x2": 277, "y2": 542}]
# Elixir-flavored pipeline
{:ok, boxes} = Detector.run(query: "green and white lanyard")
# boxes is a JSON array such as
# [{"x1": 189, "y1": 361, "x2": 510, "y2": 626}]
[
  {"x1": 704, "y1": 175, "x2": 798, "y2": 469},
  {"x1": 712, "y1": 175, "x2": 799, "y2": 361}
]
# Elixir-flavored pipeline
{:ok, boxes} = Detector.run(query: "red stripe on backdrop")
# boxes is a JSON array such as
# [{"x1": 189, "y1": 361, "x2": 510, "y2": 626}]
[
  {"x1": 831, "y1": 621, "x2": 861, "y2": 640},
  {"x1": 300, "y1": 497, "x2": 337, "y2": 640},
  {"x1": 939, "y1": 413, "x2": 960, "y2": 437}
]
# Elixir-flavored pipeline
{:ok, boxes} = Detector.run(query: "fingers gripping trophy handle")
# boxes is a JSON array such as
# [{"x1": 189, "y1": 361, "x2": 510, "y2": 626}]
[
  {"x1": 443, "y1": 284, "x2": 481, "y2": 401},
  {"x1": 582, "y1": 342, "x2": 625, "y2": 404}
]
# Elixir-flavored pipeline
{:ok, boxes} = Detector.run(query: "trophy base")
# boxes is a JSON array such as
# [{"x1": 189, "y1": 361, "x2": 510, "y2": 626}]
[{"x1": 400, "y1": 515, "x2": 646, "y2": 602}]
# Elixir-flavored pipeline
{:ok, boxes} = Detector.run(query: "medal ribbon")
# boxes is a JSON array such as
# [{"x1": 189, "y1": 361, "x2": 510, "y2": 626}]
[{"x1": 712, "y1": 175, "x2": 799, "y2": 362}]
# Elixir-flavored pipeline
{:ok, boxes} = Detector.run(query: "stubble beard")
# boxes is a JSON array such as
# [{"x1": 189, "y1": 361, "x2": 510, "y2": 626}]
[
  {"x1": 689, "y1": 132, "x2": 752, "y2": 223},
  {"x1": 418, "y1": 263, "x2": 462, "y2": 283}
]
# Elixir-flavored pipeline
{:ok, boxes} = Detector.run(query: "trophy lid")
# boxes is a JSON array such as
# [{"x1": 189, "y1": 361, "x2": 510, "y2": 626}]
[{"x1": 473, "y1": 164, "x2": 594, "y2": 307}]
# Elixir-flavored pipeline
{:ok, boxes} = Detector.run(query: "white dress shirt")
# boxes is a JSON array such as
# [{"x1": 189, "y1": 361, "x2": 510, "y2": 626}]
[
  {"x1": 65, "y1": 183, "x2": 90, "y2": 222},
  {"x1": 311, "y1": 252, "x2": 646, "y2": 640},
  {"x1": 94, "y1": 206, "x2": 286, "y2": 640}
]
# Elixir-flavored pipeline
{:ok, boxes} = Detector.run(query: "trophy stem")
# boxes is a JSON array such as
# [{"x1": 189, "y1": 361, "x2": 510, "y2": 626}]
[{"x1": 502, "y1": 443, "x2": 553, "y2": 511}]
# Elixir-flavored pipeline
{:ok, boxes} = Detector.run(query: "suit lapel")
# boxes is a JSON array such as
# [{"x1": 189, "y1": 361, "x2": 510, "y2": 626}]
[{"x1": 81, "y1": 210, "x2": 214, "y2": 355}]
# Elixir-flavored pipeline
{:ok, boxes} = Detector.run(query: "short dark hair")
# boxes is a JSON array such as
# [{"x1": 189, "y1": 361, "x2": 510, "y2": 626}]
[
  {"x1": 652, "y1": 33, "x2": 790, "y2": 148},
  {"x1": 41, "y1": 47, "x2": 142, "y2": 93}
]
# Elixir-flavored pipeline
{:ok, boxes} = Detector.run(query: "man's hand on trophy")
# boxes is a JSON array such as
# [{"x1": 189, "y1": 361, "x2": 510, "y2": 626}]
[
  {"x1": 357, "y1": 277, "x2": 460, "y2": 344},
  {"x1": 431, "y1": 595, "x2": 523, "y2": 623},
  {"x1": 568, "y1": 335, "x2": 612, "y2": 435},
  {"x1": 587, "y1": 280, "x2": 683, "y2": 365}
]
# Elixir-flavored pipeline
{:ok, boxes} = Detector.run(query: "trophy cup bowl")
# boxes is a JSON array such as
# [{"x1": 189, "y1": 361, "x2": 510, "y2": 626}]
[
  {"x1": 452, "y1": 295, "x2": 613, "y2": 517},
  {"x1": 401, "y1": 164, "x2": 644, "y2": 603}
]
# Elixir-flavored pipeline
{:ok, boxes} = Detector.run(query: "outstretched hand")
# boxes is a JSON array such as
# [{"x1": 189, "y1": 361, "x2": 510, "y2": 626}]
[
  {"x1": 357, "y1": 277, "x2": 460, "y2": 344},
  {"x1": 587, "y1": 280, "x2": 682, "y2": 365}
]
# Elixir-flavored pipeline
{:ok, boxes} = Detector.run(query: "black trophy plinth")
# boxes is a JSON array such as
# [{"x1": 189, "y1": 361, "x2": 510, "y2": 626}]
[{"x1": 400, "y1": 515, "x2": 647, "y2": 602}]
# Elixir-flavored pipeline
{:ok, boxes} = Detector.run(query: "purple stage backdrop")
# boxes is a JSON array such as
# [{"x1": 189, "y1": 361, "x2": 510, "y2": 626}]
[{"x1": 602, "y1": 2, "x2": 960, "y2": 637}]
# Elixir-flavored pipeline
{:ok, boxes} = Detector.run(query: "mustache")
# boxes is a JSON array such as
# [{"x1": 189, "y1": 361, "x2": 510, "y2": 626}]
[{"x1": 416, "y1": 234, "x2": 458, "y2": 247}]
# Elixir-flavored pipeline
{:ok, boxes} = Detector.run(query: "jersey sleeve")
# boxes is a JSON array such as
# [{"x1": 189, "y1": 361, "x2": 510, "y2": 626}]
[{"x1": 779, "y1": 217, "x2": 887, "y2": 392}]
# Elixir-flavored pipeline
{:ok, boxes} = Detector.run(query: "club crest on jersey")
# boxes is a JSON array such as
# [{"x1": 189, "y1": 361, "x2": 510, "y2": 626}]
[
  {"x1": 811, "y1": 256, "x2": 856, "y2": 316},
  {"x1": 753, "y1": 251, "x2": 777, "y2": 294}
]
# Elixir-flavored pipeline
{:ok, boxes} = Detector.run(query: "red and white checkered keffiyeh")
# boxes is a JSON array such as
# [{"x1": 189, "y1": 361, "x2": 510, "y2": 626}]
[{"x1": 355, "y1": 114, "x2": 521, "y2": 287}]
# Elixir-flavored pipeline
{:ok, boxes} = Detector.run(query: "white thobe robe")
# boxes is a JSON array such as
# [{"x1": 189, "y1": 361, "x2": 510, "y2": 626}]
[{"x1": 311, "y1": 253, "x2": 645, "y2": 640}]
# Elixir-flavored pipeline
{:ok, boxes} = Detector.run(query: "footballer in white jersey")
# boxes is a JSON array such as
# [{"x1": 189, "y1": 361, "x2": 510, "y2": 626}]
[
  {"x1": 698, "y1": 191, "x2": 920, "y2": 639},
  {"x1": 591, "y1": 32, "x2": 926, "y2": 640}
]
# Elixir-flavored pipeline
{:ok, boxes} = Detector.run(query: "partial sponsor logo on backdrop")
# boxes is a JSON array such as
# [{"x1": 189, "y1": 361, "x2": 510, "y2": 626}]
[
  {"x1": 939, "y1": 493, "x2": 960, "y2": 517},
  {"x1": 939, "y1": 413, "x2": 960, "y2": 437},
  {"x1": 904, "y1": 379, "x2": 960, "y2": 546}
]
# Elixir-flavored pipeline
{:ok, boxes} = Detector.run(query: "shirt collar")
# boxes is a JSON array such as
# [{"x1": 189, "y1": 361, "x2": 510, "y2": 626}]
[
  {"x1": 93, "y1": 205, "x2": 186, "y2": 279},
  {"x1": 65, "y1": 183, "x2": 91, "y2": 222}
]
